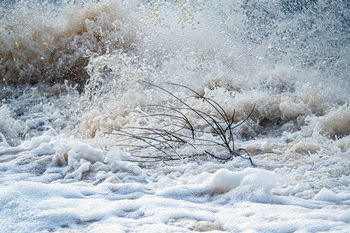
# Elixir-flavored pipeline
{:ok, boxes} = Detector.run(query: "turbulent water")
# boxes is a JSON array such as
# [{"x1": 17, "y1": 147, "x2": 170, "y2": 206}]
[{"x1": 0, "y1": 0, "x2": 350, "y2": 232}]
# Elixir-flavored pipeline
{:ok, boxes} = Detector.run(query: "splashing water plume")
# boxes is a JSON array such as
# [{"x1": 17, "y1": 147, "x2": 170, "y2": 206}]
[{"x1": 0, "y1": 0, "x2": 350, "y2": 232}]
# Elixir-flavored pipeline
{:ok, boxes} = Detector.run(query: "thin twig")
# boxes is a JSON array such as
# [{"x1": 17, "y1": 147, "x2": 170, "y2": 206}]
[{"x1": 112, "y1": 82, "x2": 255, "y2": 165}]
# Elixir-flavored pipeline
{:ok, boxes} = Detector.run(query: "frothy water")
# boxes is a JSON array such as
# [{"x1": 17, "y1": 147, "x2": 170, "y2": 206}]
[
  {"x1": 0, "y1": 0, "x2": 138, "y2": 85},
  {"x1": 1, "y1": 0, "x2": 350, "y2": 232}
]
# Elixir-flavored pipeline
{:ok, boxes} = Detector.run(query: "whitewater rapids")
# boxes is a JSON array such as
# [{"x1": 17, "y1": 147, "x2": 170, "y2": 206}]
[{"x1": 0, "y1": 0, "x2": 349, "y2": 232}]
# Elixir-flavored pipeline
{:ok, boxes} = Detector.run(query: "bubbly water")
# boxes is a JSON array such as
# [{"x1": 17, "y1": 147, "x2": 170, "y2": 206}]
[{"x1": 0, "y1": 0, "x2": 349, "y2": 232}]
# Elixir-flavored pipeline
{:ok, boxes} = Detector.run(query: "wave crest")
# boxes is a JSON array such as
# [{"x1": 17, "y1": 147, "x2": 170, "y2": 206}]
[{"x1": 0, "y1": 0, "x2": 138, "y2": 86}]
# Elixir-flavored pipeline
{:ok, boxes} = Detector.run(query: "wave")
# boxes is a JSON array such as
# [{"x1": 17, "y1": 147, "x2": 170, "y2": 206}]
[
  {"x1": 0, "y1": 0, "x2": 349, "y2": 145},
  {"x1": 0, "y1": 0, "x2": 138, "y2": 86}
]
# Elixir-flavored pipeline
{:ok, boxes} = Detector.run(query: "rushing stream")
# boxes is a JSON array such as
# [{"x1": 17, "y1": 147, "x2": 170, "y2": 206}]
[{"x1": 0, "y1": 0, "x2": 350, "y2": 232}]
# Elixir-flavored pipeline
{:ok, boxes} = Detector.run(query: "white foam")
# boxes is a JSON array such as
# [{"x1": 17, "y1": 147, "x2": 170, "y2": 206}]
[
  {"x1": 1, "y1": 0, "x2": 350, "y2": 232},
  {"x1": 208, "y1": 168, "x2": 276, "y2": 195},
  {"x1": 313, "y1": 188, "x2": 342, "y2": 203}
]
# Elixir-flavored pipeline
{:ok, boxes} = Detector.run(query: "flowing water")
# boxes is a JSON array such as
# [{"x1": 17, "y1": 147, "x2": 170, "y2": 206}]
[{"x1": 0, "y1": 0, "x2": 350, "y2": 232}]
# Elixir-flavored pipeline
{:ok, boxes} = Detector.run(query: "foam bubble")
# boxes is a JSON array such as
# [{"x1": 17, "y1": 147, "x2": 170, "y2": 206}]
[{"x1": 313, "y1": 188, "x2": 341, "y2": 203}]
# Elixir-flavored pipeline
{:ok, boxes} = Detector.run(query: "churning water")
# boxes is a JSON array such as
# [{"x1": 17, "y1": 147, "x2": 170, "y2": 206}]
[{"x1": 0, "y1": 0, "x2": 350, "y2": 232}]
